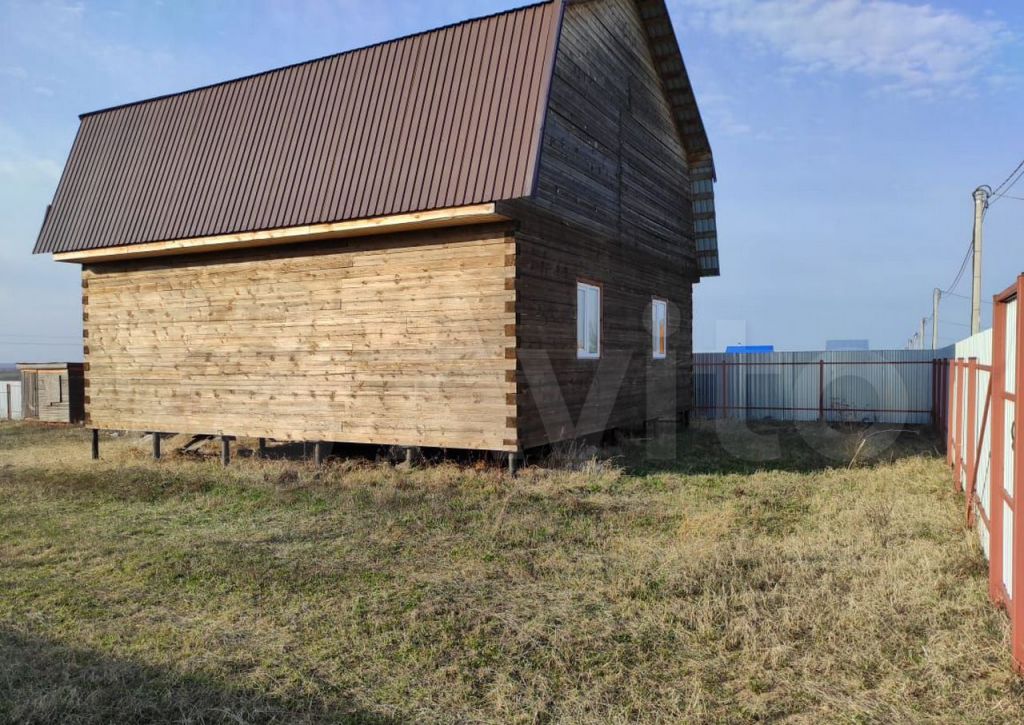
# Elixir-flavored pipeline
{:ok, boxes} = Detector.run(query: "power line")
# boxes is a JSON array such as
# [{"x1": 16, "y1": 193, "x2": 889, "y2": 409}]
[
  {"x1": 992, "y1": 184, "x2": 1023, "y2": 205},
  {"x1": 0, "y1": 341, "x2": 81, "y2": 347},
  {"x1": 990, "y1": 157, "x2": 1024, "y2": 205},
  {"x1": 0, "y1": 332, "x2": 82, "y2": 339},
  {"x1": 923, "y1": 160, "x2": 1022, "y2": 346},
  {"x1": 907, "y1": 315, "x2": 973, "y2": 349},
  {"x1": 941, "y1": 289, "x2": 993, "y2": 305},
  {"x1": 941, "y1": 242, "x2": 973, "y2": 294}
]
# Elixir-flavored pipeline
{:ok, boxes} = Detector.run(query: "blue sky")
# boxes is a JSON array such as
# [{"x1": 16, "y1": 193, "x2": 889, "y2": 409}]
[{"x1": 1, "y1": 0, "x2": 1022, "y2": 360}]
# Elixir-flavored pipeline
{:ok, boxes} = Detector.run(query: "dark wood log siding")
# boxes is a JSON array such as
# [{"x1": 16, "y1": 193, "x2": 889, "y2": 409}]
[{"x1": 504, "y1": 0, "x2": 696, "y2": 449}]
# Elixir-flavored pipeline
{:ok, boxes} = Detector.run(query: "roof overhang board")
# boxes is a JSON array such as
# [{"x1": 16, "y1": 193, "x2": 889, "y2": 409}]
[{"x1": 52, "y1": 203, "x2": 510, "y2": 264}]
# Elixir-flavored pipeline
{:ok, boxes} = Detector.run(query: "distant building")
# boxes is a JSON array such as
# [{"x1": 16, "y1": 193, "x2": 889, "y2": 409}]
[
  {"x1": 726, "y1": 345, "x2": 775, "y2": 354},
  {"x1": 17, "y1": 363, "x2": 84, "y2": 424},
  {"x1": 826, "y1": 339, "x2": 870, "y2": 352}
]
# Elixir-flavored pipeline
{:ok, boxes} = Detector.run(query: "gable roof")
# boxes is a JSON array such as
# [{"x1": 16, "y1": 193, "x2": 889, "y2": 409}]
[{"x1": 34, "y1": 0, "x2": 713, "y2": 257}]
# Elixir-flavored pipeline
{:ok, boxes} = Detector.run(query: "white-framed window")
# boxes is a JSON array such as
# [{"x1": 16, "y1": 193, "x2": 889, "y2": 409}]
[
  {"x1": 652, "y1": 298, "x2": 667, "y2": 359},
  {"x1": 577, "y1": 281, "x2": 601, "y2": 359}
]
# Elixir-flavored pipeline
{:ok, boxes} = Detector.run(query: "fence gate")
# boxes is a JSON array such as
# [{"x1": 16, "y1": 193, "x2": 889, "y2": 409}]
[{"x1": 989, "y1": 275, "x2": 1024, "y2": 669}]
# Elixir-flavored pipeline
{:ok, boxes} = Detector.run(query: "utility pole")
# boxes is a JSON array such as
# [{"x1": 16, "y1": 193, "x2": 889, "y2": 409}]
[
  {"x1": 932, "y1": 288, "x2": 940, "y2": 350},
  {"x1": 971, "y1": 186, "x2": 991, "y2": 335},
  {"x1": 920, "y1": 318, "x2": 927, "y2": 350}
]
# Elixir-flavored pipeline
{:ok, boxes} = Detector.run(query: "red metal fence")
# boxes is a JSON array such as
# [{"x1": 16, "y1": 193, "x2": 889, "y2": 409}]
[
  {"x1": 948, "y1": 274, "x2": 1024, "y2": 672},
  {"x1": 947, "y1": 357, "x2": 991, "y2": 528}
]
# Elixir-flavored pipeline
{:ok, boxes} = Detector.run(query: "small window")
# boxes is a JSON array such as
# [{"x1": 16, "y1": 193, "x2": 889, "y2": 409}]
[
  {"x1": 652, "y1": 299, "x2": 667, "y2": 359},
  {"x1": 577, "y1": 282, "x2": 601, "y2": 359}
]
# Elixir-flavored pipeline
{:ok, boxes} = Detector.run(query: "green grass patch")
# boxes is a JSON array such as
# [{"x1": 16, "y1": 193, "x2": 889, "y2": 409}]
[{"x1": 0, "y1": 420, "x2": 1020, "y2": 722}]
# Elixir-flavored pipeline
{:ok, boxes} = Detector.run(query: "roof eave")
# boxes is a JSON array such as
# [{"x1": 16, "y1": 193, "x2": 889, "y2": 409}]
[
  {"x1": 522, "y1": 0, "x2": 568, "y2": 199},
  {"x1": 50, "y1": 203, "x2": 511, "y2": 264}
]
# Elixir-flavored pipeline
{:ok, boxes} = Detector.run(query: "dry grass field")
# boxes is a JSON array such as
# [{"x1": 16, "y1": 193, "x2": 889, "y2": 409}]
[{"x1": 1, "y1": 420, "x2": 1022, "y2": 723}]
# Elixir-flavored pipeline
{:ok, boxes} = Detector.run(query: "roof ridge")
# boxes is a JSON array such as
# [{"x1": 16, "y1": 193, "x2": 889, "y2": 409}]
[{"x1": 79, "y1": 0, "x2": 555, "y2": 120}]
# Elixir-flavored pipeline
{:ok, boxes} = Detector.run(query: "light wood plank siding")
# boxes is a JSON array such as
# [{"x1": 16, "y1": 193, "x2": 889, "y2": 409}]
[
  {"x1": 83, "y1": 226, "x2": 517, "y2": 451},
  {"x1": 37, "y1": 373, "x2": 70, "y2": 423},
  {"x1": 505, "y1": 0, "x2": 697, "y2": 449},
  {"x1": 18, "y1": 366, "x2": 85, "y2": 424}
]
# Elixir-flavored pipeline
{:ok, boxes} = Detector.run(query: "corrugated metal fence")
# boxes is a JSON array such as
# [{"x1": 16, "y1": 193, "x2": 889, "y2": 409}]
[
  {"x1": 947, "y1": 330, "x2": 993, "y2": 556},
  {"x1": 945, "y1": 274, "x2": 1024, "y2": 671},
  {"x1": 694, "y1": 350, "x2": 945, "y2": 425},
  {"x1": 0, "y1": 381, "x2": 22, "y2": 420}
]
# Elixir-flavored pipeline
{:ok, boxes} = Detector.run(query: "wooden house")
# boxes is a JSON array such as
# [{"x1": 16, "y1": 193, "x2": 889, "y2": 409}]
[
  {"x1": 33, "y1": 0, "x2": 718, "y2": 463},
  {"x1": 17, "y1": 363, "x2": 85, "y2": 424}
]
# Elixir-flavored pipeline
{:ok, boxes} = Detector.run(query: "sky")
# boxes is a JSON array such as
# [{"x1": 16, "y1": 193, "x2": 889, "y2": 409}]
[{"x1": 1, "y1": 0, "x2": 1023, "y2": 361}]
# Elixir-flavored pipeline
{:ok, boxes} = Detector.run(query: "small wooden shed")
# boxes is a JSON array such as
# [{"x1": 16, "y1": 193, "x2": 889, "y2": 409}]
[{"x1": 18, "y1": 363, "x2": 85, "y2": 424}]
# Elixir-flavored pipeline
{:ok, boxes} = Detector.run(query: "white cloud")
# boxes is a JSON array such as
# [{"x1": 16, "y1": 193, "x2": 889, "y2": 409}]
[
  {"x1": 0, "y1": 123, "x2": 62, "y2": 187},
  {"x1": 695, "y1": 91, "x2": 756, "y2": 137},
  {"x1": 0, "y1": 158, "x2": 61, "y2": 181},
  {"x1": 681, "y1": 0, "x2": 1013, "y2": 96}
]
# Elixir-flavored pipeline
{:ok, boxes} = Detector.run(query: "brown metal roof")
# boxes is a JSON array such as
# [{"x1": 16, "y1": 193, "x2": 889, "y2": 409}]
[
  {"x1": 35, "y1": 1, "x2": 564, "y2": 255},
  {"x1": 35, "y1": 0, "x2": 715, "y2": 257}
]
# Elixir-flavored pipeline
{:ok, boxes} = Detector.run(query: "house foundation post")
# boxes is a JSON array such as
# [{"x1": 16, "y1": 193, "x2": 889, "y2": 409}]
[
  {"x1": 152, "y1": 433, "x2": 161, "y2": 460},
  {"x1": 221, "y1": 436, "x2": 231, "y2": 467},
  {"x1": 91, "y1": 428, "x2": 99, "y2": 460}
]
